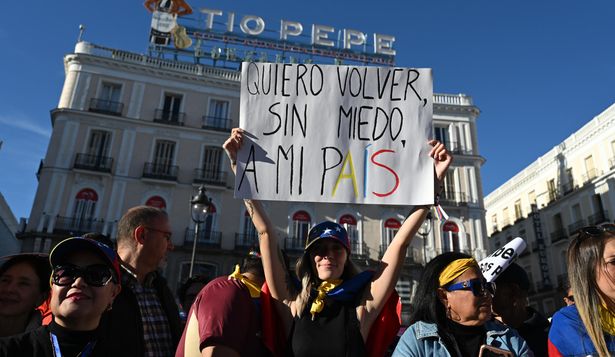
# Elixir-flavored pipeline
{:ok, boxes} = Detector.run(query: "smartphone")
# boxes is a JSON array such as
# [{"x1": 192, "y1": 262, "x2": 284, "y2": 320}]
[{"x1": 478, "y1": 345, "x2": 514, "y2": 357}]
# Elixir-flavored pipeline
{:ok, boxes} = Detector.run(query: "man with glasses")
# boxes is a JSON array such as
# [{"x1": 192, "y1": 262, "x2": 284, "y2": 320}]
[
  {"x1": 104, "y1": 205, "x2": 181, "y2": 356},
  {"x1": 492, "y1": 262, "x2": 550, "y2": 356}
]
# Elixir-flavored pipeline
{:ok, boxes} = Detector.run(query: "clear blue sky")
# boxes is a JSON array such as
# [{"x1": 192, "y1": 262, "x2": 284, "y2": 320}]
[{"x1": 1, "y1": 0, "x2": 614, "y2": 220}]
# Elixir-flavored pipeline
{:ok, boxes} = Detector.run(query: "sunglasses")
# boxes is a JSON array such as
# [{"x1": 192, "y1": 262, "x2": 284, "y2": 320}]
[
  {"x1": 564, "y1": 295, "x2": 574, "y2": 302},
  {"x1": 577, "y1": 224, "x2": 615, "y2": 238},
  {"x1": 52, "y1": 264, "x2": 115, "y2": 287},
  {"x1": 446, "y1": 278, "x2": 496, "y2": 297}
]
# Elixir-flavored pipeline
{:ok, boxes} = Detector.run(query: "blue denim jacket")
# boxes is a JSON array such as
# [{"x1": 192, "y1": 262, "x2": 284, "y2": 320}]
[{"x1": 392, "y1": 320, "x2": 533, "y2": 357}]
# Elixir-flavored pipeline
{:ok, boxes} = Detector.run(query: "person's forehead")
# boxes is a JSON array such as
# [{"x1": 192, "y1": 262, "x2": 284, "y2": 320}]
[
  {"x1": 2, "y1": 262, "x2": 38, "y2": 280},
  {"x1": 454, "y1": 268, "x2": 481, "y2": 282}
]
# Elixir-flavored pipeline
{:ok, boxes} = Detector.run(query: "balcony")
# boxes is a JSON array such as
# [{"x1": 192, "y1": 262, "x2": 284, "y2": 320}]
[
  {"x1": 184, "y1": 228, "x2": 221, "y2": 249},
  {"x1": 202, "y1": 116, "x2": 232, "y2": 132},
  {"x1": 73, "y1": 153, "x2": 113, "y2": 173},
  {"x1": 89, "y1": 98, "x2": 124, "y2": 116},
  {"x1": 567, "y1": 219, "x2": 586, "y2": 235},
  {"x1": 142, "y1": 162, "x2": 179, "y2": 181},
  {"x1": 439, "y1": 191, "x2": 469, "y2": 206},
  {"x1": 194, "y1": 168, "x2": 227, "y2": 186},
  {"x1": 284, "y1": 237, "x2": 305, "y2": 252},
  {"x1": 153, "y1": 109, "x2": 185, "y2": 126},
  {"x1": 53, "y1": 216, "x2": 105, "y2": 236},
  {"x1": 588, "y1": 210, "x2": 609, "y2": 225},
  {"x1": 350, "y1": 241, "x2": 368, "y2": 258},
  {"x1": 582, "y1": 169, "x2": 600, "y2": 184},
  {"x1": 235, "y1": 233, "x2": 258, "y2": 250},
  {"x1": 550, "y1": 228, "x2": 568, "y2": 243}
]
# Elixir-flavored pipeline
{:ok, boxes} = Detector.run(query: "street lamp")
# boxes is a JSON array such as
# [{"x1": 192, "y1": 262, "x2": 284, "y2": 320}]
[
  {"x1": 418, "y1": 212, "x2": 433, "y2": 265},
  {"x1": 189, "y1": 185, "x2": 212, "y2": 277}
]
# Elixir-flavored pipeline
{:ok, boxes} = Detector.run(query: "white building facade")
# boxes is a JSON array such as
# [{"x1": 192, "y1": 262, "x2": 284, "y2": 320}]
[
  {"x1": 18, "y1": 41, "x2": 489, "y2": 322},
  {"x1": 485, "y1": 103, "x2": 615, "y2": 316}
]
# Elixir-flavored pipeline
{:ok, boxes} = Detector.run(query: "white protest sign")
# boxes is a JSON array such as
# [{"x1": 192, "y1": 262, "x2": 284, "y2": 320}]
[
  {"x1": 479, "y1": 237, "x2": 527, "y2": 282},
  {"x1": 236, "y1": 62, "x2": 433, "y2": 205}
]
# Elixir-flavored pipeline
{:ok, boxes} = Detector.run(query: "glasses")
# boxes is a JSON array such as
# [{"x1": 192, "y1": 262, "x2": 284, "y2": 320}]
[
  {"x1": 52, "y1": 264, "x2": 115, "y2": 287},
  {"x1": 577, "y1": 224, "x2": 615, "y2": 238},
  {"x1": 564, "y1": 295, "x2": 574, "y2": 302},
  {"x1": 446, "y1": 278, "x2": 496, "y2": 297},
  {"x1": 144, "y1": 226, "x2": 172, "y2": 241}
]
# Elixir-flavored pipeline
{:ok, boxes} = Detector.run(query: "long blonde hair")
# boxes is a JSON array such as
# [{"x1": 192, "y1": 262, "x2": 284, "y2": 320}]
[
  {"x1": 567, "y1": 230, "x2": 615, "y2": 357},
  {"x1": 293, "y1": 252, "x2": 360, "y2": 317}
]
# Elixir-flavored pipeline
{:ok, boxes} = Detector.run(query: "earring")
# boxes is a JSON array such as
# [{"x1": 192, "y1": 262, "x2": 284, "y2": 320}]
[{"x1": 106, "y1": 303, "x2": 113, "y2": 311}]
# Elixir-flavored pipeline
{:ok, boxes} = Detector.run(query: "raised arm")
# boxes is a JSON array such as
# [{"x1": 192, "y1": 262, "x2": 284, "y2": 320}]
[
  {"x1": 362, "y1": 140, "x2": 452, "y2": 327},
  {"x1": 223, "y1": 129, "x2": 295, "y2": 306}
]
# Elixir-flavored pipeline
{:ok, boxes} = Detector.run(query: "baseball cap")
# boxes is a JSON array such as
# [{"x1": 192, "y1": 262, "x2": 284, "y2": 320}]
[
  {"x1": 305, "y1": 221, "x2": 351, "y2": 253},
  {"x1": 50, "y1": 237, "x2": 121, "y2": 282}
]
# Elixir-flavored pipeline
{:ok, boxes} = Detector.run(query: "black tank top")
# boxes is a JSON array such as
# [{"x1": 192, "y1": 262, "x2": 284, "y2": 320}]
[{"x1": 290, "y1": 298, "x2": 366, "y2": 357}]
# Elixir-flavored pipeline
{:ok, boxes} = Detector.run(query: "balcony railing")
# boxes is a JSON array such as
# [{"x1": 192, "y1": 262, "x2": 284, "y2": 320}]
[
  {"x1": 568, "y1": 219, "x2": 586, "y2": 235},
  {"x1": 439, "y1": 191, "x2": 469, "y2": 206},
  {"x1": 582, "y1": 169, "x2": 600, "y2": 184},
  {"x1": 350, "y1": 241, "x2": 368, "y2": 257},
  {"x1": 153, "y1": 109, "x2": 185, "y2": 126},
  {"x1": 588, "y1": 210, "x2": 609, "y2": 225},
  {"x1": 142, "y1": 162, "x2": 179, "y2": 181},
  {"x1": 202, "y1": 116, "x2": 232, "y2": 132},
  {"x1": 235, "y1": 233, "x2": 258, "y2": 250},
  {"x1": 550, "y1": 228, "x2": 568, "y2": 243},
  {"x1": 284, "y1": 237, "x2": 305, "y2": 251},
  {"x1": 184, "y1": 228, "x2": 221, "y2": 248},
  {"x1": 194, "y1": 168, "x2": 227, "y2": 186},
  {"x1": 89, "y1": 98, "x2": 124, "y2": 116},
  {"x1": 73, "y1": 153, "x2": 113, "y2": 173},
  {"x1": 53, "y1": 216, "x2": 105, "y2": 236}
]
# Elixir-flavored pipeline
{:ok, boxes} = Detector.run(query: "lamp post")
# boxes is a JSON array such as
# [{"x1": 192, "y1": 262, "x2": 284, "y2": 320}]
[
  {"x1": 189, "y1": 185, "x2": 211, "y2": 277},
  {"x1": 418, "y1": 212, "x2": 433, "y2": 265}
]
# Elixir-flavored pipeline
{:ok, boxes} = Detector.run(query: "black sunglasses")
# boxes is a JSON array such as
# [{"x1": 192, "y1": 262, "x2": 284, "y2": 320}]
[
  {"x1": 446, "y1": 278, "x2": 496, "y2": 297},
  {"x1": 52, "y1": 264, "x2": 115, "y2": 287},
  {"x1": 577, "y1": 224, "x2": 615, "y2": 238},
  {"x1": 565, "y1": 295, "x2": 574, "y2": 302}
]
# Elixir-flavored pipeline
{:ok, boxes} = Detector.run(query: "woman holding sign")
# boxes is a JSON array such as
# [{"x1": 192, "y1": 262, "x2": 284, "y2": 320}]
[
  {"x1": 392, "y1": 252, "x2": 531, "y2": 357},
  {"x1": 223, "y1": 127, "x2": 451, "y2": 357},
  {"x1": 548, "y1": 224, "x2": 615, "y2": 357}
]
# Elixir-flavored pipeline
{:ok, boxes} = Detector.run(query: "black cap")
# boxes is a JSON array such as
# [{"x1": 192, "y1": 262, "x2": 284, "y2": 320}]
[{"x1": 494, "y1": 262, "x2": 530, "y2": 291}]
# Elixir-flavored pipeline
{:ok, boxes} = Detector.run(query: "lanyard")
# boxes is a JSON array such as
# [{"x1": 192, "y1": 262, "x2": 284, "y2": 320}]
[{"x1": 50, "y1": 333, "x2": 97, "y2": 357}]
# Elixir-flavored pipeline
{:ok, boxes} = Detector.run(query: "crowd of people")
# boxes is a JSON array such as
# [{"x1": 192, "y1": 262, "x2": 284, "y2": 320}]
[{"x1": 0, "y1": 128, "x2": 614, "y2": 356}]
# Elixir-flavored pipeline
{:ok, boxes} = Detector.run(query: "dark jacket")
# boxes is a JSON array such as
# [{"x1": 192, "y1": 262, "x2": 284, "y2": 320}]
[
  {"x1": 516, "y1": 306, "x2": 550, "y2": 357},
  {"x1": 102, "y1": 265, "x2": 182, "y2": 356}
]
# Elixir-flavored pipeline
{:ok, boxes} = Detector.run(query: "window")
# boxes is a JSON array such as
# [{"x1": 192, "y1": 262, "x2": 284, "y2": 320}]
[
  {"x1": 201, "y1": 146, "x2": 224, "y2": 181},
  {"x1": 292, "y1": 211, "x2": 311, "y2": 242},
  {"x1": 514, "y1": 200, "x2": 522, "y2": 221},
  {"x1": 162, "y1": 93, "x2": 183, "y2": 122},
  {"x1": 528, "y1": 190, "x2": 536, "y2": 205},
  {"x1": 153, "y1": 140, "x2": 175, "y2": 171},
  {"x1": 86, "y1": 130, "x2": 111, "y2": 158},
  {"x1": 442, "y1": 221, "x2": 460, "y2": 252},
  {"x1": 434, "y1": 126, "x2": 449, "y2": 146},
  {"x1": 552, "y1": 213, "x2": 563, "y2": 231},
  {"x1": 91, "y1": 82, "x2": 122, "y2": 114},
  {"x1": 442, "y1": 170, "x2": 455, "y2": 200},
  {"x1": 502, "y1": 207, "x2": 510, "y2": 227},
  {"x1": 101, "y1": 82, "x2": 121, "y2": 103},
  {"x1": 571, "y1": 204, "x2": 581, "y2": 222},
  {"x1": 547, "y1": 179, "x2": 557, "y2": 202},
  {"x1": 73, "y1": 188, "x2": 98, "y2": 223},
  {"x1": 243, "y1": 210, "x2": 257, "y2": 239},
  {"x1": 339, "y1": 214, "x2": 358, "y2": 253},
  {"x1": 206, "y1": 99, "x2": 230, "y2": 129},
  {"x1": 491, "y1": 214, "x2": 498, "y2": 232},
  {"x1": 384, "y1": 218, "x2": 400, "y2": 244},
  {"x1": 585, "y1": 155, "x2": 596, "y2": 181}
]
